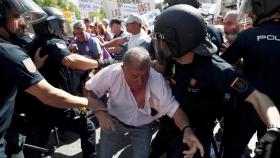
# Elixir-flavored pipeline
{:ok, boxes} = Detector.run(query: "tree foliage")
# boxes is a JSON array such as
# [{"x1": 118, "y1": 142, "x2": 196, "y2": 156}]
[{"x1": 34, "y1": 0, "x2": 80, "y2": 18}]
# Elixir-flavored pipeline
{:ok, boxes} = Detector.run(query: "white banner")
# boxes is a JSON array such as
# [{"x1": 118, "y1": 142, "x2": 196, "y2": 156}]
[
  {"x1": 122, "y1": 4, "x2": 138, "y2": 16},
  {"x1": 103, "y1": 0, "x2": 155, "y2": 20},
  {"x1": 78, "y1": 0, "x2": 101, "y2": 12},
  {"x1": 79, "y1": 12, "x2": 89, "y2": 19},
  {"x1": 199, "y1": 0, "x2": 222, "y2": 19},
  {"x1": 141, "y1": 9, "x2": 160, "y2": 31}
]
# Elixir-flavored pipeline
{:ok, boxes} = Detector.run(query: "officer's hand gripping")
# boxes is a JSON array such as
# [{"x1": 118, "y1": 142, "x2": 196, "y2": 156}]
[
  {"x1": 182, "y1": 128, "x2": 204, "y2": 158},
  {"x1": 255, "y1": 130, "x2": 280, "y2": 158}
]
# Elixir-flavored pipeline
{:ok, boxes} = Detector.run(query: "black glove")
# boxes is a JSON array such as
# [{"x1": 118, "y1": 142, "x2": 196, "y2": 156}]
[
  {"x1": 255, "y1": 130, "x2": 280, "y2": 158},
  {"x1": 98, "y1": 58, "x2": 118, "y2": 68}
]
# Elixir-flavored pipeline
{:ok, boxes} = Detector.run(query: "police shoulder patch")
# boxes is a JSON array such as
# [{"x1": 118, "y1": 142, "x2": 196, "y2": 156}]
[
  {"x1": 230, "y1": 77, "x2": 248, "y2": 93},
  {"x1": 22, "y1": 58, "x2": 37, "y2": 73},
  {"x1": 56, "y1": 43, "x2": 67, "y2": 49}
]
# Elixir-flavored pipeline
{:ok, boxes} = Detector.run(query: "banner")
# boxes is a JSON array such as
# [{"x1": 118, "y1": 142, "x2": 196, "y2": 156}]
[
  {"x1": 103, "y1": 0, "x2": 155, "y2": 20},
  {"x1": 122, "y1": 4, "x2": 138, "y2": 16},
  {"x1": 79, "y1": 12, "x2": 89, "y2": 19},
  {"x1": 141, "y1": 9, "x2": 160, "y2": 31},
  {"x1": 199, "y1": 0, "x2": 222, "y2": 19},
  {"x1": 78, "y1": 0, "x2": 101, "y2": 12}
]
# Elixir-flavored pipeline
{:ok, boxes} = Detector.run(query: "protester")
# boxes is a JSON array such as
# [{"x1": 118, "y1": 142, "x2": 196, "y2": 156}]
[
  {"x1": 106, "y1": 19, "x2": 129, "y2": 61},
  {"x1": 221, "y1": 10, "x2": 240, "y2": 53},
  {"x1": 85, "y1": 47, "x2": 204, "y2": 158},
  {"x1": 69, "y1": 21, "x2": 103, "y2": 60}
]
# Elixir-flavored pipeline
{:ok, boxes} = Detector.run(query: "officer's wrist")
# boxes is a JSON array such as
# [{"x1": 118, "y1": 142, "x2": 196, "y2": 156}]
[{"x1": 182, "y1": 125, "x2": 193, "y2": 133}]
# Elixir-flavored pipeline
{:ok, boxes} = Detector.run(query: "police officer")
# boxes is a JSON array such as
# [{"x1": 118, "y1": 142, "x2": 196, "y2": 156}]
[
  {"x1": 0, "y1": 0, "x2": 107, "y2": 157},
  {"x1": 221, "y1": 0, "x2": 280, "y2": 157},
  {"x1": 151, "y1": 5, "x2": 280, "y2": 158},
  {"x1": 163, "y1": 0, "x2": 224, "y2": 54},
  {"x1": 18, "y1": 7, "x2": 105, "y2": 158}
]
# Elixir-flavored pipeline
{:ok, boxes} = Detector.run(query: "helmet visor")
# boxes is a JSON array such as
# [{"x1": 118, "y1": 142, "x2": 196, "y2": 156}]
[
  {"x1": 8, "y1": 0, "x2": 47, "y2": 24},
  {"x1": 48, "y1": 16, "x2": 73, "y2": 38},
  {"x1": 153, "y1": 38, "x2": 173, "y2": 65},
  {"x1": 238, "y1": 0, "x2": 253, "y2": 22}
]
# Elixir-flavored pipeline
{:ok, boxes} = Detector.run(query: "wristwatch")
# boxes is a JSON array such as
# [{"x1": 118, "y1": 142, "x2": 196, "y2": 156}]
[{"x1": 267, "y1": 124, "x2": 280, "y2": 133}]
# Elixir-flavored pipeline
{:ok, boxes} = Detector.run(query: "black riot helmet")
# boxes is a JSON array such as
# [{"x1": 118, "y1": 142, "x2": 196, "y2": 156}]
[
  {"x1": 154, "y1": 4, "x2": 217, "y2": 64},
  {"x1": 239, "y1": 0, "x2": 280, "y2": 26},
  {"x1": 0, "y1": 0, "x2": 46, "y2": 26},
  {"x1": 0, "y1": 0, "x2": 46, "y2": 43},
  {"x1": 32, "y1": 7, "x2": 72, "y2": 38},
  {"x1": 163, "y1": 0, "x2": 201, "y2": 9}
]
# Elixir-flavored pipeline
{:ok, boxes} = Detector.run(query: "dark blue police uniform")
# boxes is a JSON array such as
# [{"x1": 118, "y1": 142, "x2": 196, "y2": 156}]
[
  {"x1": 221, "y1": 19, "x2": 280, "y2": 158},
  {"x1": 20, "y1": 35, "x2": 96, "y2": 158},
  {"x1": 151, "y1": 54, "x2": 255, "y2": 158},
  {"x1": 0, "y1": 37, "x2": 43, "y2": 156}
]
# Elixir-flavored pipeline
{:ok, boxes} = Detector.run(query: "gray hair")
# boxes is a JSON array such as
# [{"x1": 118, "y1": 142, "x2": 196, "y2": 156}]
[
  {"x1": 123, "y1": 47, "x2": 151, "y2": 70},
  {"x1": 73, "y1": 21, "x2": 86, "y2": 30},
  {"x1": 224, "y1": 10, "x2": 239, "y2": 20}
]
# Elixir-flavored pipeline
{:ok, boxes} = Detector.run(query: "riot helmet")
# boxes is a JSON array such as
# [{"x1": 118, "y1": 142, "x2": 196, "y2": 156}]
[
  {"x1": 0, "y1": 0, "x2": 46, "y2": 43},
  {"x1": 163, "y1": 0, "x2": 201, "y2": 9},
  {"x1": 239, "y1": 0, "x2": 280, "y2": 25},
  {"x1": 154, "y1": 4, "x2": 217, "y2": 64},
  {"x1": 32, "y1": 7, "x2": 72, "y2": 38},
  {"x1": 0, "y1": 0, "x2": 46, "y2": 26}
]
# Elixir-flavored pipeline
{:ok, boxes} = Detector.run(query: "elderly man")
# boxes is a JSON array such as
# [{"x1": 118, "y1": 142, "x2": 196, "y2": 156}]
[
  {"x1": 221, "y1": 10, "x2": 240, "y2": 53},
  {"x1": 69, "y1": 21, "x2": 103, "y2": 60},
  {"x1": 85, "y1": 47, "x2": 204, "y2": 158}
]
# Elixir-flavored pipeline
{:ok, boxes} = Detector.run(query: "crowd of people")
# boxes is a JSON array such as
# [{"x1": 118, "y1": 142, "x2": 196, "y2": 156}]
[{"x1": 0, "y1": 0, "x2": 280, "y2": 158}]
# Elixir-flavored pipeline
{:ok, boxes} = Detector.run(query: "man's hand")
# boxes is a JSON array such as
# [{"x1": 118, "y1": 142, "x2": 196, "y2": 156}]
[
  {"x1": 255, "y1": 130, "x2": 280, "y2": 158},
  {"x1": 182, "y1": 128, "x2": 204, "y2": 158},
  {"x1": 95, "y1": 111, "x2": 116, "y2": 132},
  {"x1": 34, "y1": 47, "x2": 48, "y2": 69},
  {"x1": 69, "y1": 44, "x2": 78, "y2": 53}
]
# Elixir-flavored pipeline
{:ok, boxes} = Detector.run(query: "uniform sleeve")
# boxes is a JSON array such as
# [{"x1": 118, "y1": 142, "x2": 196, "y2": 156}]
[
  {"x1": 211, "y1": 63, "x2": 255, "y2": 101},
  {"x1": 221, "y1": 33, "x2": 248, "y2": 64},
  {"x1": 43, "y1": 39, "x2": 71, "y2": 63},
  {"x1": 156, "y1": 74, "x2": 179, "y2": 118},
  {"x1": 84, "y1": 66, "x2": 112, "y2": 98},
  {"x1": 0, "y1": 46, "x2": 43, "y2": 90}
]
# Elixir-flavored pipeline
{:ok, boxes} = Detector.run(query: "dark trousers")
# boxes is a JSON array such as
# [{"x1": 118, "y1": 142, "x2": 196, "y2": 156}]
[
  {"x1": 150, "y1": 116, "x2": 215, "y2": 158},
  {"x1": 23, "y1": 107, "x2": 96, "y2": 158},
  {"x1": 222, "y1": 102, "x2": 266, "y2": 158}
]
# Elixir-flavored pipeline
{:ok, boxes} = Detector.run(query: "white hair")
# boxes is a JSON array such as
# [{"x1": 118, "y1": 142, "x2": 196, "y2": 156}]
[{"x1": 123, "y1": 47, "x2": 151, "y2": 70}]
